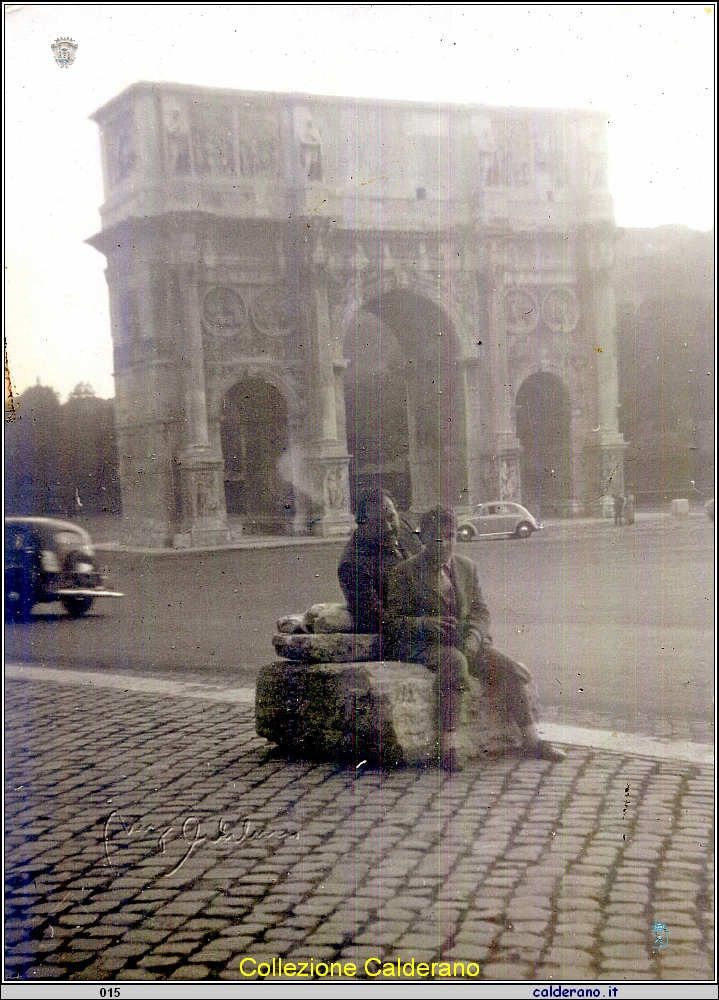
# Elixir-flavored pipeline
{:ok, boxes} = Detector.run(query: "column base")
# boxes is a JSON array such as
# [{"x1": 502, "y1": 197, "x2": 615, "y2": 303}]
[
  {"x1": 172, "y1": 526, "x2": 231, "y2": 549},
  {"x1": 177, "y1": 444, "x2": 230, "y2": 545},
  {"x1": 308, "y1": 454, "x2": 354, "y2": 538},
  {"x1": 310, "y1": 509, "x2": 356, "y2": 538}
]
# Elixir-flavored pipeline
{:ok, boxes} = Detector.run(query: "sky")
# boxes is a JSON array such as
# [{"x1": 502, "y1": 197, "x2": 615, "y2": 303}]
[{"x1": 5, "y1": 3, "x2": 716, "y2": 402}]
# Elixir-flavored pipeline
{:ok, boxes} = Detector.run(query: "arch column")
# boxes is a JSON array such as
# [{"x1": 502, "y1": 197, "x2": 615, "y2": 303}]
[
  {"x1": 580, "y1": 228, "x2": 626, "y2": 515},
  {"x1": 486, "y1": 262, "x2": 523, "y2": 502},
  {"x1": 174, "y1": 272, "x2": 229, "y2": 547},
  {"x1": 305, "y1": 266, "x2": 355, "y2": 537},
  {"x1": 459, "y1": 355, "x2": 494, "y2": 509}
]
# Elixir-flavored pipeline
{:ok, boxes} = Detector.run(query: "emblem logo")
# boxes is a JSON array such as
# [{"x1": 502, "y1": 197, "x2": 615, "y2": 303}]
[
  {"x1": 651, "y1": 921, "x2": 668, "y2": 950},
  {"x1": 51, "y1": 38, "x2": 78, "y2": 68}
]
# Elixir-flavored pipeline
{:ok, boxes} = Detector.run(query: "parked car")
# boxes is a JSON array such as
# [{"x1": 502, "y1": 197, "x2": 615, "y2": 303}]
[
  {"x1": 5, "y1": 516, "x2": 123, "y2": 621},
  {"x1": 456, "y1": 502, "x2": 541, "y2": 542}
]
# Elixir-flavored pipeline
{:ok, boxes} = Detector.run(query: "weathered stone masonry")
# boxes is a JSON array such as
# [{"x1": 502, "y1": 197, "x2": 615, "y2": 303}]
[{"x1": 89, "y1": 82, "x2": 624, "y2": 546}]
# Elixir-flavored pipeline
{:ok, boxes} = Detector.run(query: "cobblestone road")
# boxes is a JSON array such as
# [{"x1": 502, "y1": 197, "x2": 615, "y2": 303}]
[{"x1": 4, "y1": 676, "x2": 714, "y2": 983}]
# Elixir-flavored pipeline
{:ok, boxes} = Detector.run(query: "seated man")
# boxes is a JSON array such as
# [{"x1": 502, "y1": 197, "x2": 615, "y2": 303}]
[
  {"x1": 385, "y1": 505, "x2": 566, "y2": 771},
  {"x1": 338, "y1": 490, "x2": 421, "y2": 635}
]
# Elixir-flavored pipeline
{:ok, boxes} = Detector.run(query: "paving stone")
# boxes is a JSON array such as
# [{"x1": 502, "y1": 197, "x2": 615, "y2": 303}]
[
  {"x1": 536, "y1": 963, "x2": 596, "y2": 980},
  {"x1": 168, "y1": 963, "x2": 212, "y2": 979},
  {"x1": 119, "y1": 927, "x2": 170, "y2": 947},
  {"x1": 442, "y1": 940, "x2": 492, "y2": 963},
  {"x1": 550, "y1": 929, "x2": 598, "y2": 948},
  {"x1": 601, "y1": 927, "x2": 646, "y2": 944},
  {"x1": 22, "y1": 964, "x2": 71, "y2": 978},
  {"x1": 113, "y1": 968, "x2": 162, "y2": 980},
  {"x1": 480, "y1": 961, "x2": 533, "y2": 979},
  {"x1": 137, "y1": 953, "x2": 184, "y2": 968},
  {"x1": 601, "y1": 942, "x2": 652, "y2": 960},
  {"x1": 599, "y1": 963, "x2": 655, "y2": 979}
]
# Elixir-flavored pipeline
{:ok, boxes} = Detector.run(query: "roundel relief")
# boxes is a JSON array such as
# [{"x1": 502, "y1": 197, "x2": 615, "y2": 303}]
[
  {"x1": 542, "y1": 287, "x2": 580, "y2": 333},
  {"x1": 203, "y1": 288, "x2": 248, "y2": 334},
  {"x1": 505, "y1": 288, "x2": 538, "y2": 333},
  {"x1": 251, "y1": 286, "x2": 292, "y2": 336}
]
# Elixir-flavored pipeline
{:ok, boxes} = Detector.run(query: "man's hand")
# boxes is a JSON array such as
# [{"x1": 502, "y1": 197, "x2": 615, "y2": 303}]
[
  {"x1": 463, "y1": 631, "x2": 484, "y2": 658},
  {"x1": 421, "y1": 615, "x2": 461, "y2": 646},
  {"x1": 463, "y1": 629, "x2": 493, "y2": 658}
]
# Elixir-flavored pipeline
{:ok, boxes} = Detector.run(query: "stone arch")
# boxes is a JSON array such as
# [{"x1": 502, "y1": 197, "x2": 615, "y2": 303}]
[
  {"x1": 515, "y1": 371, "x2": 571, "y2": 517},
  {"x1": 219, "y1": 376, "x2": 297, "y2": 533},
  {"x1": 343, "y1": 282, "x2": 467, "y2": 512}
]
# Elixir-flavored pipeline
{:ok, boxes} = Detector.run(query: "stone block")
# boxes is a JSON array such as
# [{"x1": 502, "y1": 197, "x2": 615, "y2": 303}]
[
  {"x1": 303, "y1": 603, "x2": 354, "y2": 633},
  {"x1": 671, "y1": 498, "x2": 690, "y2": 517},
  {"x1": 256, "y1": 661, "x2": 522, "y2": 765},
  {"x1": 276, "y1": 614, "x2": 306, "y2": 635},
  {"x1": 272, "y1": 633, "x2": 378, "y2": 663}
]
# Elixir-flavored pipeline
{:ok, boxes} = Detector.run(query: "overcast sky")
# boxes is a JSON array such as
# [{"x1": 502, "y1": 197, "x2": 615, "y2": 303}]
[{"x1": 5, "y1": 4, "x2": 715, "y2": 401}]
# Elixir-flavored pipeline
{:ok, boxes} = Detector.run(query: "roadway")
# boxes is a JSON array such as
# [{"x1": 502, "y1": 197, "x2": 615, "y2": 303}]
[{"x1": 5, "y1": 513, "x2": 714, "y2": 743}]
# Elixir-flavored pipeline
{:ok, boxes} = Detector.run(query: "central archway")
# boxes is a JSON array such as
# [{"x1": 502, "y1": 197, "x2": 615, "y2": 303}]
[{"x1": 344, "y1": 288, "x2": 466, "y2": 513}]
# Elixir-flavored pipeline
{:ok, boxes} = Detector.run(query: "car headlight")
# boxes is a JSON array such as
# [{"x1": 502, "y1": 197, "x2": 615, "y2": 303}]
[{"x1": 40, "y1": 550, "x2": 61, "y2": 573}]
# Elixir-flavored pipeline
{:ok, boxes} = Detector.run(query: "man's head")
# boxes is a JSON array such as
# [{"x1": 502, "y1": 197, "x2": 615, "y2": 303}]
[
  {"x1": 356, "y1": 490, "x2": 400, "y2": 547},
  {"x1": 419, "y1": 506, "x2": 457, "y2": 567}
]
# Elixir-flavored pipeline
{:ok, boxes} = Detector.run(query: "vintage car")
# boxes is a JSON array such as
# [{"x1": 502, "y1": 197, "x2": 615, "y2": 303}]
[
  {"x1": 456, "y1": 502, "x2": 541, "y2": 542},
  {"x1": 5, "y1": 516, "x2": 123, "y2": 621}
]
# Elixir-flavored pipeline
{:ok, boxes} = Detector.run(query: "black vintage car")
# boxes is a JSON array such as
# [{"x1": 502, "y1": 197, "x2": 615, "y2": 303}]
[{"x1": 4, "y1": 517, "x2": 123, "y2": 621}]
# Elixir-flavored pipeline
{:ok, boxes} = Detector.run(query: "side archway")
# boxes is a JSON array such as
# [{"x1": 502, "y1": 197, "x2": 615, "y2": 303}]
[
  {"x1": 220, "y1": 378, "x2": 294, "y2": 533},
  {"x1": 515, "y1": 372, "x2": 570, "y2": 517}
]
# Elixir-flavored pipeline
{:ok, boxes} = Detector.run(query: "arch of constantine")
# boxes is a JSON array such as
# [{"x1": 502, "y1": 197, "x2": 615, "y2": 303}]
[{"x1": 88, "y1": 82, "x2": 625, "y2": 546}]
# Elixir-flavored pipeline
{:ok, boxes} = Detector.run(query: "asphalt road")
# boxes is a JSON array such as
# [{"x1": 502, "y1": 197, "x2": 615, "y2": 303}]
[{"x1": 5, "y1": 515, "x2": 714, "y2": 741}]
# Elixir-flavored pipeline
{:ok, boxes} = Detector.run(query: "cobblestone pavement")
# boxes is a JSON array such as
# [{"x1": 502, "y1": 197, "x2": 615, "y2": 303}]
[{"x1": 4, "y1": 676, "x2": 714, "y2": 983}]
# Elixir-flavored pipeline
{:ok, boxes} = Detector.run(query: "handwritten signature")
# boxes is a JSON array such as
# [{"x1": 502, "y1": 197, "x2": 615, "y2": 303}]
[{"x1": 103, "y1": 811, "x2": 299, "y2": 877}]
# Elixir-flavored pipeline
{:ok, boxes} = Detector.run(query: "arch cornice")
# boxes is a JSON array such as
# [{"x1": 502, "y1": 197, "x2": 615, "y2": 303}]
[
  {"x1": 331, "y1": 267, "x2": 470, "y2": 359},
  {"x1": 209, "y1": 361, "x2": 304, "y2": 421},
  {"x1": 511, "y1": 364, "x2": 570, "y2": 408}
]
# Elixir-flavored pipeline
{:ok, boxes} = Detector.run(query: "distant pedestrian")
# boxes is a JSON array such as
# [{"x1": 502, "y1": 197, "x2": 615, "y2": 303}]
[
  {"x1": 613, "y1": 492, "x2": 624, "y2": 527},
  {"x1": 624, "y1": 492, "x2": 635, "y2": 525}
]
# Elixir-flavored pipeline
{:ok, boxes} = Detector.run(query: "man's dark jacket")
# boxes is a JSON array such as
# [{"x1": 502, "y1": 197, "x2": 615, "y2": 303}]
[
  {"x1": 338, "y1": 524, "x2": 419, "y2": 633},
  {"x1": 384, "y1": 550, "x2": 492, "y2": 660}
]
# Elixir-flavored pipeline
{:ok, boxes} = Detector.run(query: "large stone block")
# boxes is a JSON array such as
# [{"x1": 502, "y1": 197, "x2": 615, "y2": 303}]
[{"x1": 255, "y1": 660, "x2": 522, "y2": 766}]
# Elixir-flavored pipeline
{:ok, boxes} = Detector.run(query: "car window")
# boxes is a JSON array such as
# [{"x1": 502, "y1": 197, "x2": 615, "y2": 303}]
[{"x1": 55, "y1": 531, "x2": 83, "y2": 548}]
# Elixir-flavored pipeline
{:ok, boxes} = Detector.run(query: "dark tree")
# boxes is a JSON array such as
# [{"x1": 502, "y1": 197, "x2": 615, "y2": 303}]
[
  {"x1": 60, "y1": 384, "x2": 121, "y2": 515},
  {"x1": 5, "y1": 383, "x2": 64, "y2": 514},
  {"x1": 615, "y1": 226, "x2": 715, "y2": 502},
  {"x1": 5, "y1": 382, "x2": 121, "y2": 517}
]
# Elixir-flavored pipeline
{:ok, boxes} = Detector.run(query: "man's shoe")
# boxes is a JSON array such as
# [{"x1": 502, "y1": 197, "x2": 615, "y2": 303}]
[{"x1": 525, "y1": 740, "x2": 566, "y2": 762}]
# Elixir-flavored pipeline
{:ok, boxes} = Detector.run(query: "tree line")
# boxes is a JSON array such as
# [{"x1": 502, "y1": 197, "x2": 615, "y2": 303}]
[
  {"x1": 5, "y1": 382, "x2": 121, "y2": 517},
  {"x1": 614, "y1": 226, "x2": 714, "y2": 503}
]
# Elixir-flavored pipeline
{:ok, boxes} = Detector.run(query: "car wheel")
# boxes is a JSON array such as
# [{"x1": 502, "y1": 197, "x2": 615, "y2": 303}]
[
  {"x1": 514, "y1": 521, "x2": 534, "y2": 539},
  {"x1": 457, "y1": 525, "x2": 476, "y2": 542},
  {"x1": 61, "y1": 596, "x2": 94, "y2": 618}
]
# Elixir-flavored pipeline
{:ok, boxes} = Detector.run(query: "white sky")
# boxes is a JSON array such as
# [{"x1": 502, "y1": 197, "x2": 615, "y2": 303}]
[{"x1": 5, "y1": 3, "x2": 716, "y2": 401}]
